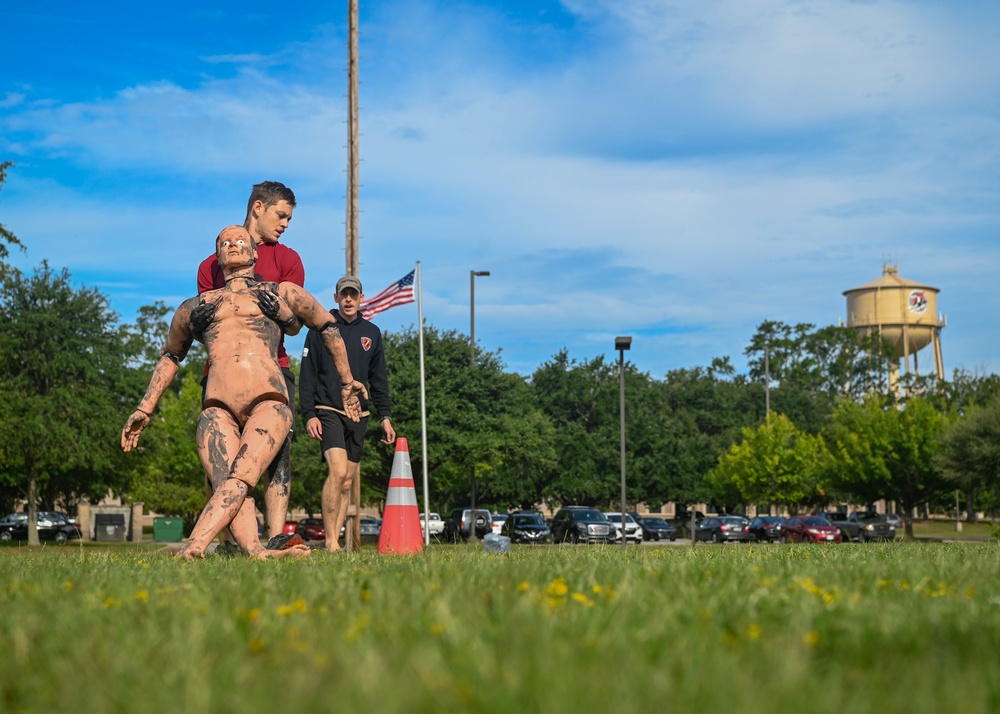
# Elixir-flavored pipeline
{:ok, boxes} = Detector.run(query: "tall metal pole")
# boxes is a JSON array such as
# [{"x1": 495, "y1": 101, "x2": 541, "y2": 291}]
[
  {"x1": 345, "y1": 0, "x2": 360, "y2": 277},
  {"x1": 764, "y1": 344, "x2": 770, "y2": 421},
  {"x1": 469, "y1": 270, "x2": 490, "y2": 543},
  {"x1": 619, "y1": 349, "x2": 627, "y2": 547},
  {"x1": 615, "y1": 336, "x2": 631, "y2": 547},
  {"x1": 417, "y1": 262, "x2": 430, "y2": 545}
]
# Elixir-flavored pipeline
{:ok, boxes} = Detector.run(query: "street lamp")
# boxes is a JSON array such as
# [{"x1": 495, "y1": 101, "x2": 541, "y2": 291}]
[
  {"x1": 615, "y1": 336, "x2": 632, "y2": 547},
  {"x1": 469, "y1": 270, "x2": 490, "y2": 543},
  {"x1": 470, "y1": 271, "x2": 490, "y2": 366}
]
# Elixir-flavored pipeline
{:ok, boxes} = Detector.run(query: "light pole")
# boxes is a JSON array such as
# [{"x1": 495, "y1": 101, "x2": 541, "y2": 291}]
[
  {"x1": 764, "y1": 344, "x2": 771, "y2": 422},
  {"x1": 615, "y1": 336, "x2": 632, "y2": 547},
  {"x1": 469, "y1": 270, "x2": 490, "y2": 543},
  {"x1": 471, "y1": 271, "x2": 490, "y2": 366}
]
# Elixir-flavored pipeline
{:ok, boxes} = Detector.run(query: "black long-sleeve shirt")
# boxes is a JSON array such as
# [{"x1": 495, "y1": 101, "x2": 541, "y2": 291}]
[{"x1": 299, "y1": 309, "x2": 391, "y2": 422}]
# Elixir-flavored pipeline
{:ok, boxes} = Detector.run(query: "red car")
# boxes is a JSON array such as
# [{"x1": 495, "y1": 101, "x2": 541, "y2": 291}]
[
  {"x1": 297, "y1": 518, "x2": 326, "y2": 541},
  {"x1": 779, "y1": 516, "x2": 842, "y2": 543}
]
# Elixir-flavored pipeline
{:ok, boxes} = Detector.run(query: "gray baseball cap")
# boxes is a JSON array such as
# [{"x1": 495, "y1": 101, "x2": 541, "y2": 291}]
[{"x1": 336, "y1": 275, "x2": 363, "y2": 293}]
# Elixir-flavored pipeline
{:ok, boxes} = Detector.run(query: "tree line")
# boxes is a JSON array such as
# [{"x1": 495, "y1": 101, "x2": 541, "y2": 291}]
[{"x1": 2, "y1": 165, "x2": 1000, "y2": 536}]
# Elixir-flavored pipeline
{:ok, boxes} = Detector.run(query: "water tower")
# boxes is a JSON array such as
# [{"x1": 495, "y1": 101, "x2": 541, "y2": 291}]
[{"x1": 843, "y1": 263, "x2": 945, "y2": 391}]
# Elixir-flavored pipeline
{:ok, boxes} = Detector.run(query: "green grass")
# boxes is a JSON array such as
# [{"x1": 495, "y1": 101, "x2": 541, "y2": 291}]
[
  {"x1": 2, "y1": 541, "x2": 1000, "y2": 714},
  {"x1": 911, "y1": 518, "x2": 995, "y2": 540}
]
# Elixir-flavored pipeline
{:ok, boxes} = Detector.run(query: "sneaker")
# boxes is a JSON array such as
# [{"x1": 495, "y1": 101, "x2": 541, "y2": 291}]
[{"x1": 265, "y1": 533, "x2": 306, "y2": 550}]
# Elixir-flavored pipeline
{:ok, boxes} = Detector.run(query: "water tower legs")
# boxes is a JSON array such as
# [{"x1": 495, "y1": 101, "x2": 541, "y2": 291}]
[{"x1": 932, "y1": 328, "x2": 945, "y2": 382}]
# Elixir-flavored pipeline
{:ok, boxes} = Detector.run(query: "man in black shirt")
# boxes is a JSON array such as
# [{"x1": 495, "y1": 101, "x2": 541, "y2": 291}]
[{"x1": 300, "y1": 275, "x2": 395, "y2": 552}]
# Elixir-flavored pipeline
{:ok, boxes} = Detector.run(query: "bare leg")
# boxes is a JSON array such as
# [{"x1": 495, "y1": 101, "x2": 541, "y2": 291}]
[
  {"x1": 223, "y1": 498, "x2": 309, "y2": 558},
  {"x1": 199, "y1": 386, "x2": 237, "y2": 546},
  {"x1": 204, "y1": 476, "x2": 237, "y2": 547},
  {"x1": 264, "y1": 437, "x2": 292, "y2": 539},
  {"x1": 321, "y1": 449, "x2": 359, "y2": 552},
  {"x1": 179, "y1": 401, "x2": 292, "y2": 559}
]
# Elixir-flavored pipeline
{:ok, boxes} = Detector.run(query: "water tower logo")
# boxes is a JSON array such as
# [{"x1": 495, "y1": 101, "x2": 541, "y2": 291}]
[{"x1": 908, "y1": 290, "x2": 928, "y2": 314}]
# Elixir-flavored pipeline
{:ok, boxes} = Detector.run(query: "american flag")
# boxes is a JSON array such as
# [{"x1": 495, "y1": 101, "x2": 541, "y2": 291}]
[{"x1": 360, "y1": 269, "x2": 415, "y2": 320}]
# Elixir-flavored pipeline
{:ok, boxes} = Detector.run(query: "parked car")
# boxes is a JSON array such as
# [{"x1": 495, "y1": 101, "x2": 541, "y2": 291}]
[
  {"x1": 747, "y1": 516, "x2": 787, "y2": 542},
  {"x1": 442, "y1": 508, "x2": 492, "y2": 542},
  {"x1": 0, "y1": 511, "x2": 82, "y2": 543},
  {"x1": 882, "y1": 513, "x2": 904, "y2": 528},
  {"x1": 282, "y1": 520, "x2": 299, "y2": 535},
  {"x1": 491, "y1": 513, "x2": 509, "y2": 535},
  {"x1": 419, "y1": 512, "x2": 446, "y2": 537},
  {"x1": 813, "y1": 511, "x2": 896, "y2": 542},
  {"x1": 297, "y1": 518, "x2": 325, "y2": 541},
  {"x1": 637, "y1": 516, "x2": 676, "y2": 542},
  {"x1": 846, "y1": 512, "x2": 897, "y2": 542},
  {"x1": 501, "y1": 512, "x2": 553, "y2": 544},
  {"x1": 338, "y1": 516, "x2": 383, "y2": 539},
  {"x1": 692, "y1": 516, "x2": 753, "y2": 543},
  {"x1": 360, "y1": 517, "x2": 381, "y2": 538},
  {"x1": 550, "y1": 506, "x2": 616, "y2": 544},
  {"x1": 780, "y1": 516, "x2": 843, "y2": 543},
  {"x1": 605, "y1": 512, "x2": 643, "y2": 544},
  {"x1": 669, "y1": 510, "x2": 706, "y2": 539}
]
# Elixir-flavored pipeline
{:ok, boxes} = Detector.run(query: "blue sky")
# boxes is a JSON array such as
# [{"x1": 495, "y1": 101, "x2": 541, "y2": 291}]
[{"x1": 2, "y1": 0, "x2": 999, "y2": 379}]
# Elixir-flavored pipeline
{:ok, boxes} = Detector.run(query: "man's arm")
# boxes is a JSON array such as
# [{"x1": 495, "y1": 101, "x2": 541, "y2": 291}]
[
  {"x1": 299, "y1": 328, "x2": 324, "y2": 440},
  {"x1": 278, "y1": 282, "x2": 367, "y2": 420},
  {"x1": 277, "y1": 245, "x2": 305, "y2": 287},
  {"x1": 367, "y1": 330, "x2": 396, "y2": 445},
  {"x1": 253, "y1": 283, "x2": 302, "y2": 336},
  {"x1": 275, "y1": 248, "x2": 305, "y2": 335}
]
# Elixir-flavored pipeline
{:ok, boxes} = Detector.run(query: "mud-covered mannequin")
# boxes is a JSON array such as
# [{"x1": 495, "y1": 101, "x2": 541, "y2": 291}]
[{"x1": 122, "y1": 225, "x2": 367, "y2": 560}]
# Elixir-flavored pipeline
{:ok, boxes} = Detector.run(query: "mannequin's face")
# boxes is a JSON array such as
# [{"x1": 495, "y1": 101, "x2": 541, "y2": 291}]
[{"x1": 216, "y1": 226, "x2": 257, "y2": 270}]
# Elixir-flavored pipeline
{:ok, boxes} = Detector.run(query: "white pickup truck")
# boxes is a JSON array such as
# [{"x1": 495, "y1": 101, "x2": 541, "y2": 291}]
[{"x1": 419, "y1": 512, "x2": 446, "y2": 537}]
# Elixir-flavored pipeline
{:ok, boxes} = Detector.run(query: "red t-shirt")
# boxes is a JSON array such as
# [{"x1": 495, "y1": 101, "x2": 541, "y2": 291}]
[{"x1": 197, "y1": 241, "x2": 305, "y2": 370}]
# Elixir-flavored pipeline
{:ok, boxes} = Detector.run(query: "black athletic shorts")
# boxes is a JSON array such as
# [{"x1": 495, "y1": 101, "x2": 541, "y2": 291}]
[{"x1": 316, "y1": 409, "x2": 369, "y2": 463}]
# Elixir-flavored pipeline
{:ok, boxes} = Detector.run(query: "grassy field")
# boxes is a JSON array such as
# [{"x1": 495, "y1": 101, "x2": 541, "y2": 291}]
[
  {"x1": 911, "y1": 518, "x2": 995, "y2": 540},
  {"x1": 2, "y1": 540, "x2": 1000, "y2": 714}
]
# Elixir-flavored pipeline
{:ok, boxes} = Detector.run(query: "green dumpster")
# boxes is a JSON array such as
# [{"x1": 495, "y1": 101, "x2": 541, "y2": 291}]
[{"x1": 153, "y1": 517, "x2": 184, "y2": 542}]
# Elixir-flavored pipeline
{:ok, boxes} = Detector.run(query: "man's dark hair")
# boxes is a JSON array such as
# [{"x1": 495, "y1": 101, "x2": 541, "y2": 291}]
[{"x1": 245, "y1": 181, "x2": 296, "y2": 219}]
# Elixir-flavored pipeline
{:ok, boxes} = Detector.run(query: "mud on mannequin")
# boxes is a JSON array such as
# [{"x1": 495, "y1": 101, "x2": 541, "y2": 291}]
[{"x1": 122, "y1": 225, "x2": 367, "y2": 559}]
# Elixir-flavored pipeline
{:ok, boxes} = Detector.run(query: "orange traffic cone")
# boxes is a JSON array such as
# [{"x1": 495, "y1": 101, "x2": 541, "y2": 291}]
[{"x1": 378, "y1": 438, "x2": 424, "y2": 555}]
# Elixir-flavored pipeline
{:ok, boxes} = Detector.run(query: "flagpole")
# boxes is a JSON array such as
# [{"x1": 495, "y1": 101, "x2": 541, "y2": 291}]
[{"x1": 417, "y1": 261, "x2": 430, "y2": 546}]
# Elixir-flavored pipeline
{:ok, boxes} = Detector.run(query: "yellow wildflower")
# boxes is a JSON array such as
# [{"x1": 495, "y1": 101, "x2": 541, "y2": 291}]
[
  {"x1": 571, "y1": 592, "x2": 593, "y2": 607},
  {"x1": 546, "y1": 577, "x2": 569, "y2": 598}
]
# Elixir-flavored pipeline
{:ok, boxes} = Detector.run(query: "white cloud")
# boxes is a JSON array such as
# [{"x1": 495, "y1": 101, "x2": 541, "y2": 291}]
[{"x1": 3, "y1": 0, "x2": 998, "y2": 377}]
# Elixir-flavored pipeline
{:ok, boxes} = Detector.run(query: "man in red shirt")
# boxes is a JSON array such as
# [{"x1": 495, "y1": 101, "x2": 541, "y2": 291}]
[{"x1": 197, "y1": 181, "x2": 303, "y2": 544}]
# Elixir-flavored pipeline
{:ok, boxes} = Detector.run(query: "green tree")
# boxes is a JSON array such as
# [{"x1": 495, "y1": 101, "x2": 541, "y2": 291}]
[
  {"x1": 827, "y1": 396, "x2": 948, "y2": 538},
  {"x1": 744, "y1": 321, "x2": 896, "y2": 432},
  {"x1": 0, "y1": 262, "x2": 141, "y2": 544},
  {"x1": 127, "y1": 370, "x2": 207, "y2": 528},
  {"x1": 651, "y1": 359, "x2": 767, "y2": 509},
  {"x1": 708, "y1": 413, "x2": 831, "y2": 512},
  {"x1": 934, "y1": 396, "x2": 1000, "y2": 522},
  {"x1": 0, "y1": 161, "x2": 25, "y2": 265},
  {"x1": 355, "y1": 326, "x2": 557, "y2": 514},
  {"x1": 531, "y1": 351, "x2": 623, "y2": 506}
]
